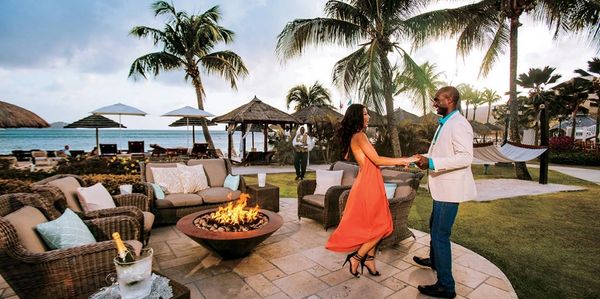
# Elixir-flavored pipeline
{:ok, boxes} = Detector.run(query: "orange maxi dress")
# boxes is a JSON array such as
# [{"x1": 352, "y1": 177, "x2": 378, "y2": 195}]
[{"x1": 325, "y1": 157, "x2": 393, "y2": 252}]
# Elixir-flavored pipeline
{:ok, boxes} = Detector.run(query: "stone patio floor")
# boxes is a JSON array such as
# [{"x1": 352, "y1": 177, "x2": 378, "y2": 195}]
[{"x1": 0, "y1": 197, "x2": 518, "y2": 299}]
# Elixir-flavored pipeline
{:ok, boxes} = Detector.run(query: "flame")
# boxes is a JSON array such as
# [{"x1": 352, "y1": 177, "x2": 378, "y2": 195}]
[{"x1": 210, "y1": 193, "x2": 260, "y2": 225}]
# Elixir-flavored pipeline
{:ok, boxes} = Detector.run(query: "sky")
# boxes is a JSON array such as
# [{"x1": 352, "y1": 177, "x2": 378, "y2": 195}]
[{"x1": 0, "y1": 0, "x2": 597, "y2": 129}]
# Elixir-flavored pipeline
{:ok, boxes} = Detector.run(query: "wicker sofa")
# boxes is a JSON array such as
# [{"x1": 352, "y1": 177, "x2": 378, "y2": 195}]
[
  {"x1": 31, "y1": 174, "x2": 152, "y2": 244},
  {"x1": 140, "y1": 158, "x2": 246, "y2": 224},
  {"x1": 339, "y1": 167, "x2": 424, "y2": 248},
  {"x1": 0, "y1": 193, "x2": 141, "y2": 298},
  {"x1": 297, "y1": 161, "x2": 359, "y2": 230}
]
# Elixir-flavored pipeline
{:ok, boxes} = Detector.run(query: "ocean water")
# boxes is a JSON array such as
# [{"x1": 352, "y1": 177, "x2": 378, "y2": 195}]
[{"x1": 0, "y1": 129, "x2": 268, "y2": 155}]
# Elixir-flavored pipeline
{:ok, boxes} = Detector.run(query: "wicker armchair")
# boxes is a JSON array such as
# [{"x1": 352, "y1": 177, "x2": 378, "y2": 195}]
[
  {"x1": 0, "y1": 193, "x2": 141, "y2": 298},
  {"x1": 297, "y1": 161, "x2": 359, "y2": 230},
  {"x1": 31, "y1": 174, "x2": 153, "y2": 244},
  {"x1": 339, "y1": 167, "x2": 424, "y2": 248}
]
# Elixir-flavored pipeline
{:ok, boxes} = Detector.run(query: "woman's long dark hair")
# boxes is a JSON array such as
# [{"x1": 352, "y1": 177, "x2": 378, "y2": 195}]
[{"x1": 339, "y1": 103, "x2": 365, "y2": 160}]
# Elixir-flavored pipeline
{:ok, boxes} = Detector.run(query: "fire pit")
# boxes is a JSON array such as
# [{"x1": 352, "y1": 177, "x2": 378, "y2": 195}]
[{"x1": 176, "y1": 195, "x2": 283, "y2": 259}]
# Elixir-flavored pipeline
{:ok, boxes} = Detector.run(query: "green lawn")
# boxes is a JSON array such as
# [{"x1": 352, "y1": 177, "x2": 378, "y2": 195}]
[{"x1": 245, "y1": 165, "x2": 600, "y2": 299}]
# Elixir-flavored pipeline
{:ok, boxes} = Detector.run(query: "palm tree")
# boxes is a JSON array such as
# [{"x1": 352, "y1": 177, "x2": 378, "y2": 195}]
[
  {"x1": 457, "y1": 84, "x2": 478, "y2": 119},
  {"x1": 276, "y1": 0, "x2": 434, "y2": 157},
  {"x1": 286, "y1": 81, "x2": 333, "y2": 112},
  {"x1": 575, "y1": 57, "x2": 600, "y2": 141},
  {"x1": 482, "y1": 88, "x2": 501, "y2": 123},
  {"x1": 409, "y1": 0, "x2": 599, "y2": 180},
  {"x1": 394, "y1": 62, "x2": 445, "y2": 115},
  {"x1": 128, "y1": 1, "x2": 248, "y2": 150}
]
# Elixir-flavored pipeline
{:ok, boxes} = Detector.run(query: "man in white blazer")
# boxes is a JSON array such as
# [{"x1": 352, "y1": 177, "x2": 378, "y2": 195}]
[{"x1": 413, "y1": 86, "x2": 477, "y2": 298}]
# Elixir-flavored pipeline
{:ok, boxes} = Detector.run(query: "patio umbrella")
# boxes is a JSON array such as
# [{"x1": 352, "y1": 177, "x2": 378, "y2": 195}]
[
  {"x1": 162, "y1": 106, "x2": 214, "y2": 147},
  {"x1": 0, "y1": 100, "x2": 50, "y2": 128},
  {"x1": 169, "y1": 117, "x2": 217, "y2": 144},
  {"x1": 292, "y1": 105, "x2": 343, "y2": 125},
  {"x1": 91, "y1": 103, "x2": 147, "y2": 149},
  {"x1": 65, "y1": 114, "x2": 126, "y2": 152}
]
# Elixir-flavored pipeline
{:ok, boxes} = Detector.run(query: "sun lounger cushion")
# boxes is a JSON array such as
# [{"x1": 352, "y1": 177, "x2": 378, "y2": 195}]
[
  {"x1": 188, "y1": 159, "x2": 227, "y2": 187},
  {"x1": 36, "y1": 208, "x2": 96, "y2": 250},
  {"x1": 145, "y1": 162, "x2": 182, "y2": 183},
  {"x1": 151, "y1": 167, "x2": 185, "y2": 193},
  {"x1": 198, "y1": 187, "x2": 241, "y2": 204},
  {"x1": 223, "y1": 174, "x2": 240, "y2": 191},
  {"x1": 302, "y1": 194, "x2": 325, "y2": 208},
  {"x1": 314, "y1": 170, "x2": 343, "y2": 195},
  {"x1": 48, "y1": 176, "x2": 84, "y2": 212},
  {"x1": 157, "y1": 194, "x2": 204, "y2": 208},
  {"x1": 176, "y1": 164, "x2": 209, "y2": 193},
  {"x1": 76, "y1": 183, "x2": 117, "y2": 211},
  {"x1": 332, "y1": 162, "x2": 358, "y2": 186},
  {"x1": 3, "y1": 206, "x2": 49, "y2": 253}
]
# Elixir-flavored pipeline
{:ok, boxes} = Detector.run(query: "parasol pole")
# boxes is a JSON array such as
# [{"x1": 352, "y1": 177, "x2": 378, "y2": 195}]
[
  {"x1": 96, "y1": 128, "x2": 100, "y2": 154},
  {"x1": 192, "y1": 124, "x2": 196, "y2": 144},
  {"x1": 119, "y1": 114, "x2": 122, "y2": 152},
  {"x1": 186, "y1": 117, "x2": 190, "y2": 148}
]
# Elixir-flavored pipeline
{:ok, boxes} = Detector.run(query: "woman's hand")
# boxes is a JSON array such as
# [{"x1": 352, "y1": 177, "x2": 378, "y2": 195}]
[{"x1": 396, "y1": 156, "x2": 419, "y2": 166}]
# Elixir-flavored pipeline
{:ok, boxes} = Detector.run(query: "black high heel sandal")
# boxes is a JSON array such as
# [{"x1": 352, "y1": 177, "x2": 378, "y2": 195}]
[
  {"x1": 361, "y1": 255, "x2": 381, "y2": 276},
  {"x1": 342, "y1": 252, "x2": 362, "y2": 277}
]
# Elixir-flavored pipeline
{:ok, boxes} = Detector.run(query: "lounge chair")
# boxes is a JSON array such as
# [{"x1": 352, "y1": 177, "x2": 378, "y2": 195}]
[
  {"x1": 244, "y1": 151, "x2": 275, "y2": 165},
  {"x1": 190, "y1": 143, "x2": 209, "y2": 159},
  {"x1": 31, "y1": 150, "x2": 56, "y2": 166},
  {"x1": 128, "y1": 140, "x2": 145, "y2": 154},
  {"x1": 150, "y1": 144, "x2": 167, "y2": 157},
  {"x1": 99, "y1": 143, "x2": 118, "y2": 156}
]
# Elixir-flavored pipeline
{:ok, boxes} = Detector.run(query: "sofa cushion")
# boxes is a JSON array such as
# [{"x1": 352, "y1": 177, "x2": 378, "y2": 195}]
[
  {"x1": 150, "y1": 183, "x2": 165, "y2": 200},
  {"x1": 36, "y1": 208, "x2": 96, "y2": 250},
  {"x1": 382, "y1": 169, "x2": 417, "y2": 199},
  {"x1": 302, "y1": 194, "x2": 325, "y2": 208},
  {"x1": 198, "y1": 187, "x2": 240, "y2": 204},
  {"x1": 177, "y1": 164, "x2": 209, "y2": 193},
  {"x1": 384, "y1": 183, "x2": 397, "y2": 199},
  {"x1": 145, "y1": 162, "x2": 182, "y2": 183},
  {"x1": 142, "y1": 211, "x2": 155, "y2": 232},
  {"x1": 314, "y1": 169, "x2": 343, "y2": 195},
  {"x1": 77, "y1": 183, "x2": 116, "y2": 211},
  {"x1": 4, "y1": 206, "x2": 48, "y2": 253},
  {"x1": 151, "y1": 167, "x2": 184, "y2": 193},
  {"x1": 332, "y1": 161, "x2": 358, "y2": 186},
  {"x1": 188, "y1": 159, "x2": 227, "y2": 187},
  {"x1": 157, "y1": 193, "x2": 204, "y2": 208},
  {"x1": 48, "y1": 176, "x2": 83, "y2": 212},
  {"x1": 224, "y1": 174, "x2": 240, "y2": 191}
]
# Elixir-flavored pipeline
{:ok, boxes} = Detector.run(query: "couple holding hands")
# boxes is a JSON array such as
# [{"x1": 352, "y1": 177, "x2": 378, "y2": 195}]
[{"x1": 326, "y1": 86, "x2": 477, "y2": 298}]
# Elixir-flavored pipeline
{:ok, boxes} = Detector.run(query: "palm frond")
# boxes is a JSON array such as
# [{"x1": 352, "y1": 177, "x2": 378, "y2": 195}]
[
  {"x1": 478, "y1": 21, "x2": 509, "y2": 78},
  {"x1": 128, "y1": 52, "x2": 182, "y2": 80},
  {"x1": 324, "y1": 0, "x2": 370, "y2": 28},
  {"x1": 357, "y1": 41, "x2": 385, "y2": 114},
  {"x1": 129, "y1": 26, "x2": 166, "y2": 46},
  {"x1": 152, "y1": 1, "x2": 176, "y2": 18},
  {"x1": 332, "y1": 47, "x2": 368, "y2": 96},
  {"x1": 199, "y1": 51, "x2": 249, "y2": 90}
]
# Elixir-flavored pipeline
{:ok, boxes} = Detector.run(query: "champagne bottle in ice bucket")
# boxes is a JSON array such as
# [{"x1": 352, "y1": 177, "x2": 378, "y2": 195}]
[
  {"x1": 112, "y1": 232, "x2": 135, "y2": 263},
  {"x1": 112, "y1": 232, "x2": 154, "y2": 299}
]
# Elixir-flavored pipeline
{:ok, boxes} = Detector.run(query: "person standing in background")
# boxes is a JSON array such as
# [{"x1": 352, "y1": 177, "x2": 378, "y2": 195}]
[{"x1": 293, "y1": 126, "x2": 309, "y2": 180}]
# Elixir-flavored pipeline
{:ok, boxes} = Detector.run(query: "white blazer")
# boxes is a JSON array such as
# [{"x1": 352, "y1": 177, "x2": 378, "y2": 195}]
[{"x1": 426, "y1": 112, "x2": 477, "y2": 203}]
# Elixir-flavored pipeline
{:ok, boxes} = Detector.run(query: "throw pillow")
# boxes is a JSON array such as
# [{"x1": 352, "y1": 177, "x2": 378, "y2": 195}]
[
  {"x1": 36, "y1": 208, "x2": 97, "y2": 250},
  {"x1": 314, "y1": 169, "x2": 344, "y2": 195},
  {"x1": 3, "y1": 206, "x2": 49, "y2": 253},
  {"x1": 384, "y1": 183, "x2": 397, "y2": 199},
  {"x1": 151, "y1": 167, "x2": 184, "y2": 193},
  {"x1": 76, "y1": 183, "x2": 116, "y2": 211},
  {"x1": 176, "y1": 164, "x2": 209, "y2": 193},
  {"x1": 223, "y1": 174, "x2": 240, "y2": 190},
  {"x1": 150, "y1": 183, "x2": 166, "y2": 200}
]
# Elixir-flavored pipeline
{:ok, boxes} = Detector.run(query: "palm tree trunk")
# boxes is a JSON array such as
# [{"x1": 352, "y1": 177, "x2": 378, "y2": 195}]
[
  {"x1": 191, "y1": 74, "x2": 216, "y2": 150},
  {"x1": 570, "y1": 108, "x2": 578, "y2": 140},
  {"x1": 472, "y1": 106, "x2": 477, "y2": 121},
  {"x1": 509, "y1": 15, "x2": 532, "y2": 180},
  {"x1": 486, "y1": 103, "x2": 492, "y2": 123},
  {"x1": 381, "y1": 55, "x2": 402, "y2": 157},
  {"x1": 465, "y1": 102, "x2": 470, "y2": 119}
]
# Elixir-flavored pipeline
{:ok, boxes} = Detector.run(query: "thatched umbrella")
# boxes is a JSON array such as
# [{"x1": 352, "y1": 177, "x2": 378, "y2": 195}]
[
  {"x1": 212, "y1": 96, "x2": 299, "y2": 161},
  {"x1": 65, "y1": 114, "x2": 126, "y2": 151},
  {"x1": 367, "y1": 109, "x2": 388, "y2": 127},
  {"x1": 169, "y1": 117, "x2": 217, "y2": 144},
  {"x1": 292, "y1": 105, "x2": 342, "y2": 125},
  {"x1": 0, "y1": 100, "x2": 50, "y2": 128},
  {"x1": 469, "y1": 120, "x2": 492, "y2": 136}
]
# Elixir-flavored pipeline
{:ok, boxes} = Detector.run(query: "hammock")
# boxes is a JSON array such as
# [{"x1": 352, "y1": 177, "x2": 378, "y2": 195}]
[{"x1": 473, "y1": 141, "x2": 547, "y2": 163}]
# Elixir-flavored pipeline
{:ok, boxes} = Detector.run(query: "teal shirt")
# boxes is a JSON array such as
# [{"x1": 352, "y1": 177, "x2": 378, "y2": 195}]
[{"x1": 429, "y1": 109, "x2": 459, "y2": 170}]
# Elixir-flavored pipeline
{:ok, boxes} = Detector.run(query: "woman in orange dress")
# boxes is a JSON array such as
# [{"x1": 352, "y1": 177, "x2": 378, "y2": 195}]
[{"x1": 326, "y1": 104, "x2": 418, "y2": 277}]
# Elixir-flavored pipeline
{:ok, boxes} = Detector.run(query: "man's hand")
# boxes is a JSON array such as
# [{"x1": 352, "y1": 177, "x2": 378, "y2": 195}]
[{"x1": 413, "y1": 154, "x2": 429, "y2": 170}]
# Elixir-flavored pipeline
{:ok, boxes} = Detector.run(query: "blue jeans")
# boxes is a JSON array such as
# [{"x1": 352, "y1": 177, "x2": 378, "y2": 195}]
[{"x1": 429, "y1": 200, "x2": 459, "y2": 290}]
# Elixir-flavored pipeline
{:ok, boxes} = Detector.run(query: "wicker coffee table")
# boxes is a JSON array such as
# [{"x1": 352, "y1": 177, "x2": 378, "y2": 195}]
[{"x1": 247, "y1": 183, "x2": 280, "y2": 212}]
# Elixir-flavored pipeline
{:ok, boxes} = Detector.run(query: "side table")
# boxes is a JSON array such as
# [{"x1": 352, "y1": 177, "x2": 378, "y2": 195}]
[{"x1": 247, "y1": 184, "x2": 280, "y2": 212}]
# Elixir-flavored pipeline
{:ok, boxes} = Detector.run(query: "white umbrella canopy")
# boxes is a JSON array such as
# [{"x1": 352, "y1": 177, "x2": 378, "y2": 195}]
[
  {"x1": 91, "y1": 103, "x2": 148, "y2": 150},
  {"x1": 162, "y1": 106, "x2": 214, "y2": 147}
]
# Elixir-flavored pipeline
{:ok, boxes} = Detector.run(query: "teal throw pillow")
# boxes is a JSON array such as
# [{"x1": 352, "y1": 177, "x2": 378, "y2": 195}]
[
  {"x1": 151, "y1": 183, "x2": 166, "y2": 200},
  {"x1": 36, "y1": 208, "x2": 96, "y2": 250},
  {"x1": 224, "y1": 174, "x2": 240, "y2": 190},
  {"x1": 384, "y1": 183, "x2": 397, "y2": 200}
]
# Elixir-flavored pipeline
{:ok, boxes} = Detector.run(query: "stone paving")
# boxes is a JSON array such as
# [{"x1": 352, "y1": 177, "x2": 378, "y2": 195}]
[{"x1": 0, "y1": 198, "x2": 518, "y2": 299}]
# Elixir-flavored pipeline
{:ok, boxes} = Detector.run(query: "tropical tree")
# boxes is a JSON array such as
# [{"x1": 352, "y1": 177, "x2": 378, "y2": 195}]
[
  {"x1": 285, "y1": 81, "x2": 333, "y2": 112},
  {"x1": 394, "y1": 61, "x2": 445, "y2": 115},
  {"x1": 128, "y1": 1, "x2": 248, "y2": 149},
  {"x1": 276, "y1": 0, "x2": 435, "y2": 157},
  {"x1": 457, "y1": 84, "x2": 478, "y2": 119},
  {"x1": 575, "y1": 57, "x2": 600, "y2": 140},
  {"x1": 482, "y1": 88, "x2": 501, "y2": 123},
  {"x1": 554, "y1": 78, "x2": 593, "y2": 140},
  {"x1": 409, "y1": 0, "x2": 599, "y2": 180}
]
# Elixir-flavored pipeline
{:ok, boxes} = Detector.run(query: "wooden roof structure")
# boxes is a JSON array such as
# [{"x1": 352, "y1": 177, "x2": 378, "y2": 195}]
[{"x1": 0, "y1": 100, "x2": 50, "y2": 128}]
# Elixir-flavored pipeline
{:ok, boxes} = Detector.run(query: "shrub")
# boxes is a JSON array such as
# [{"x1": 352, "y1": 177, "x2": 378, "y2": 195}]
[
  {"x1": 55, "y1": 156, "x2": 147, "y2": 175},
  {"x1": 548, "y1": 151, "x2": 600, "y2": 166},
  {"x1": 80, "y1": 174, "x2": 144, "y2": 195},
  {"x1": 549, "y1": 136, "x2": 575, "y2": 152}
]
